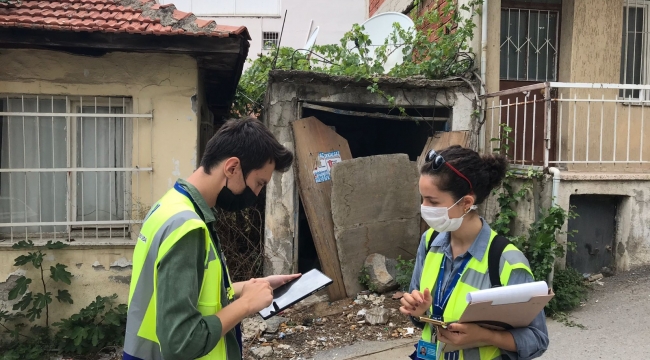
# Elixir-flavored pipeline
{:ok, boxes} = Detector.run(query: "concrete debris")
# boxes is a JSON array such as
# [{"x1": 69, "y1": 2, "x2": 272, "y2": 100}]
[
  {"x1": 588, "y1": 273, "x2": 604, "y2": 282},
  {"x1": 392, "y1": 291, "x2": 404, "y2": 300},
  {"x1": 365, "y1": 307, "x2": 391, "y2": 325},
  {"x1": 264, "y1": 316, "x2": 287, "y2": 334},
  {"x1": 356, "y1": 309, "x2": 367, "y2": 319},
  {"x1": 364, "y1": 254, "x2": 399, "y2": 293},
  {"x1": 242, "y1": 316, "x2": 267, "y2": 341},
  {"x1": 251, "y1": 346, "x2": 274, "y2": 359}
]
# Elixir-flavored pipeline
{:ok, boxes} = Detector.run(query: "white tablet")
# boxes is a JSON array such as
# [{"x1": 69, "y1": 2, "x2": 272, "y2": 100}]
[{"x1": 258, "y1": 269, "x2": 333, "y2": 320}]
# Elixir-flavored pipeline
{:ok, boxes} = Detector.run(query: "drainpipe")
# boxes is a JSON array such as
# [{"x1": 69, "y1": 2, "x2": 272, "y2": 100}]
[
  {"x1": 547, "y1": 167, "x2": 561, "y2": 289},
  {"x1": 478, "y1": 0, "x2": 489, "y2": 153}
]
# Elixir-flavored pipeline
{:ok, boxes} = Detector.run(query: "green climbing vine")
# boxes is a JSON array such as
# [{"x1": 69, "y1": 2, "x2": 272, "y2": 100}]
[
  {"x1": 489, "y1": 125, "x2": 588, "y2": 325},
  {"x1": 231, "y1": 0, "x2": 484, "y2": 118}
]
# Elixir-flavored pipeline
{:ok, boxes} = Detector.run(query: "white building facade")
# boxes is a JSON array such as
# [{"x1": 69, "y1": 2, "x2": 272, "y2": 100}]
[{"x1": 160, "y1": 0, "x2": 369, "y2": 67}]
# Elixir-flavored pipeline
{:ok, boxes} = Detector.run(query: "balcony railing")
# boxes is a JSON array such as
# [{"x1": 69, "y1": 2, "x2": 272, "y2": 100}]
[{"x1": 482, "y1": 82, "x2": 650, "y2": 171}]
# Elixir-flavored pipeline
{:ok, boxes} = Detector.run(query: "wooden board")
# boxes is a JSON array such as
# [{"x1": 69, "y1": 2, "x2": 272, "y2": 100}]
[
  {"x1": 416, "y1": 131, "x2": 471, "y2": 170},
  {"x1": 291, "y1": 117, "x2": 351, "y2": 301}
]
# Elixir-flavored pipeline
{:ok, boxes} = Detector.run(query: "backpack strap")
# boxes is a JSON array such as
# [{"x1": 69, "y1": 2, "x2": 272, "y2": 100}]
[
  {"x1": 425, "y1": 230, "x2": 440, "y2": 254},
  {"x1": 488, "y1": 235, "x2": 511, "y2": 288}
]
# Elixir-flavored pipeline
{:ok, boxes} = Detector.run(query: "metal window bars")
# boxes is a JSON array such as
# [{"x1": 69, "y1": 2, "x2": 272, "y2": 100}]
[{"x1": 0, "y1": 95, "x2": 153, "y2": 244}]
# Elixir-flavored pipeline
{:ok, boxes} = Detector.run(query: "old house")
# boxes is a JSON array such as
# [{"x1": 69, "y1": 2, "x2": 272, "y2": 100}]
[
  {"x1": 370, "y1": 0, "x2": 650, "y2": 276},
  {"x1": 0, "y1": 0, "x2": 249, "y2": 323}
]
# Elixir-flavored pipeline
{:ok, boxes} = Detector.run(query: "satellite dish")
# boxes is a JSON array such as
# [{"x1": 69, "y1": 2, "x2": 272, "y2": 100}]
[
  {"x1": 304, "y1": 26, "x2": 320, "y2": 50},
  {"x1": 353, "y1": 12, "x2": 416, "y2": 73}
]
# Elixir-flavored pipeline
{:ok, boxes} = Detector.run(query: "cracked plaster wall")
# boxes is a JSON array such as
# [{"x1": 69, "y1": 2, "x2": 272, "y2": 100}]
[
  {"x1": 0, "y1": 248, "x2": 134, "y2": 330},
  {"x1": 0, "y1": 48, "x2": 202, "y2": 327}
]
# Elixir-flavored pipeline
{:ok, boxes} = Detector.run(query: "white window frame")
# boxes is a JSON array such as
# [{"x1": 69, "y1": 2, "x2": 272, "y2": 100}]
[
  {"x1": 621, "y1": 1, "x2": 650, "y2": 100},
  {"x1": 0, "y1": 94, "x2": 151, "y2": 243},
  {"x1": 262, "y1": 31, "x2": 280, "y2": 50}
]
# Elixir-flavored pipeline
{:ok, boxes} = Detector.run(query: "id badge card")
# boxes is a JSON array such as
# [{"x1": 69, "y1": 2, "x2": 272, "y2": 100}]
[{"x1": 416, "y1": 339, "x2": 437, "y2": 360}]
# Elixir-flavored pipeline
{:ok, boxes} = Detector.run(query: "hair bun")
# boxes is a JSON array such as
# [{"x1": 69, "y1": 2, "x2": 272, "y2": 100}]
[{"x1": 481, "y1": 153, "x2": 508, "y2": 189}]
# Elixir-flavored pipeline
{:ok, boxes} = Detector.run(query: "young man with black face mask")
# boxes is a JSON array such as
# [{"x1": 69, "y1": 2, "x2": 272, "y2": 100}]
[{"x1": 123, "y1": 117, "x2": 298, "y2": 360}]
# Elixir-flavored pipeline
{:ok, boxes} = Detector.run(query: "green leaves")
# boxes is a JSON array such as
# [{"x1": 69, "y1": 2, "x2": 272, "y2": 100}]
[
  {"x1": 13, "y1": 291, "x2": 33, "y2": 311},
  {"x1": 8, "y1": 276, "x2": 32, "y2": 301},
  {"x1": 11, "y1": 240, "x2": 34, "y2": 250},
  {"x1": 56, "y1": 289, "x2": 74, "y2": 304},
  {"x1": 50, "y1": 264, "x2": 72, "y2": 284},
  {"x1": 45, "y1": 240, "x2": 68, "y2": 250},
  {"x1": 53, "y1": 294, "x2": 127, "y2": 354},
  {"x1": 230, "y1": 0, "x2": 482, "y2": 119},
  {"x1": 33, "y1": 292, "x2": 52, "y2": 310},
  {"x1": 13, "y1": 251, "x2": 44, "y2": 269}
]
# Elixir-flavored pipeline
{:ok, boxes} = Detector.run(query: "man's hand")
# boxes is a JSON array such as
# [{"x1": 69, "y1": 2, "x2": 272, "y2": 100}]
[
  {"x1": 240, "y1": 278, "x2": 273, "y2": 314},
  {"x1": 399, "y1": 288, "x2": 433, "y2": 318},
  {"x1": 263, "y1": 274, "x2": 302, "y2": 290},
  {"x1": 436, "y1": 323, "x2": 491, "y2": 347}
]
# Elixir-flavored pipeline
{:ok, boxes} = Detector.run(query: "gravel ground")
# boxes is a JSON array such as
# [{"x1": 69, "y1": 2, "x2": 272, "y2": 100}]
[{"x1": 311, "y1": 266, "x2": 650, "y2": 360}]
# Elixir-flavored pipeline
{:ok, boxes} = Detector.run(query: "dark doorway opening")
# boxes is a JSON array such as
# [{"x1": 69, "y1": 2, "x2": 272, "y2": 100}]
[
  {"x1": 295, "y1": 105, "x2": 449, "y2": 273},
  {"x1": 567, "y1": 195, "x2": 620, "y2": 275}
]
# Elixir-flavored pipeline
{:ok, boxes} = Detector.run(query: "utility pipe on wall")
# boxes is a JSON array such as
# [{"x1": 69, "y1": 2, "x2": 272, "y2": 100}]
[
  {"x1": 547, "y1": 167, "x2": 562, "y2": 289},
  {"x1": 479, "y1": 0, "x2": 489, "y2": 153}
]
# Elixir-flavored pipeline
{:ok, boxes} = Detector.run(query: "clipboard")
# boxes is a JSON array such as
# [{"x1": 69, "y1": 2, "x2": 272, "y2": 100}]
[
  {"x1": 258, "y1": 269, "x2": 333, "y2": 320},
  {"x1": 439, "y1": 287, "x2": 554, "y2": 353}
]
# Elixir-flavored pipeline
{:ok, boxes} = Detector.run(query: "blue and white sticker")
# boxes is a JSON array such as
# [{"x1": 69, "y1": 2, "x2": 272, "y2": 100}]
[{"x1": 313, "y1": 150, "x2": 342, "y2": 183}]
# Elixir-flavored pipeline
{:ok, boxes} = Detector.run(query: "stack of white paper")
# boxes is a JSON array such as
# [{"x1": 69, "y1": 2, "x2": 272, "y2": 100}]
[{"x1": 466, "y1": 281, "x2": 549, "y2": 305}]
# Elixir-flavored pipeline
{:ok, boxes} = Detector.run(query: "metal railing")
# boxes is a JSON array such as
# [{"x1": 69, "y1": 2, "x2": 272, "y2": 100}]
[
  {"x1": 482, "y1": 82, "x2": 650, "y2": 170},
  {"x1": 0, "y1": 95, "x2": 154, "y2": 243}
]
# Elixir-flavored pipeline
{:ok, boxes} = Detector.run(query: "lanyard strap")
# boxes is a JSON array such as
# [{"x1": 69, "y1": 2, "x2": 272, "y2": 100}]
[{"x1": 432, "y1": 255, "x2": 472, "y2": 320}]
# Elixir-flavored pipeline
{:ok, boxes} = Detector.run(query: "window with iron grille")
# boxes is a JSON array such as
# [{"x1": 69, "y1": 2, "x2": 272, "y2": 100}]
[
  {"x1": 621, "y1": 1, "x2": 650, "y2": 99},
  {"x1": 500, "y1": 8, "x2": 560, "y2": 81},
  {"x1": 0, "y1": 95, "x2": 153, "y2": 243},
  {"x1": 262, "y1": 32, "x2": 279, "y2": 50}
]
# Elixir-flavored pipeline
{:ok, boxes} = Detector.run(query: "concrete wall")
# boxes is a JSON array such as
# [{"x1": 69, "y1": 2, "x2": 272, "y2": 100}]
[
  {"x1": 180, "y1": 0, "x2": 368, "y2": 69},
  {"x1": 482, "y1": 172, "x2": 650, "y2": 272},
  {"x1": 330, "y1": 154, "x2": 420, "y2": 297},
  {"x1": 0, "y1": 49, "x2": 201, "y2": 325},
  {"x1": 262, "y1": 72, "x2": 475, "y2": 276}
]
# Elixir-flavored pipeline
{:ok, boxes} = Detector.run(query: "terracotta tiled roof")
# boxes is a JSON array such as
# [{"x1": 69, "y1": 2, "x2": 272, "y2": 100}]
[{"x1": 0, "y1": 0, "x2": 250, "y2": 38}]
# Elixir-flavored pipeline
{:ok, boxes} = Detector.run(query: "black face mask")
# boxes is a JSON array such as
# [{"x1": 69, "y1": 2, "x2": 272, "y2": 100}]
[{"x1": 216, "y1": 175, "x2": 258, "y2": 212}]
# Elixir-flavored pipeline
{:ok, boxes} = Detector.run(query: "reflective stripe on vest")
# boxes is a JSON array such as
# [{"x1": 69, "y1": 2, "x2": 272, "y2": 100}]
[
  {"x1": 419, "y1": 228, "x2": 533, "y2": 360},
  {"x1": 124, "y1": 188, "x2": 234, "y2": 360}
]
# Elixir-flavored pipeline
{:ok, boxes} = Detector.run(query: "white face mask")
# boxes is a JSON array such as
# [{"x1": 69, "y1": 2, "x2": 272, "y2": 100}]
[{"x1": 420, "y1": 197, "x2": 477, "y2": 233}]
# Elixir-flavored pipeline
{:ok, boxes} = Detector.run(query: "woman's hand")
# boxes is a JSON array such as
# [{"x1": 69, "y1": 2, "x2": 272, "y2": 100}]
[
  {"x1": 262, "y1": 274, "x2": 302, "y2": 290},
  {"x1": 399, "y1": 288, "x2": 433, "y2": 318},
  {"x1": 436, "y1": 323, "x2": 491, "y2": 347}
]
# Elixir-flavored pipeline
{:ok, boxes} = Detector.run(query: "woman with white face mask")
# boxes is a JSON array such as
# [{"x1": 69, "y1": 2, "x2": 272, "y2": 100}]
[{"x1": 401, "y1": 145, "x2": 548, "y2": 360}]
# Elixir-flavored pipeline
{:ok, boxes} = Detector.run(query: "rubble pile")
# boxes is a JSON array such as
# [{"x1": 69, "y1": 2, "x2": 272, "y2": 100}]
[{"x1": 242, "y1": 292, "x2": 420, "y2": 359}]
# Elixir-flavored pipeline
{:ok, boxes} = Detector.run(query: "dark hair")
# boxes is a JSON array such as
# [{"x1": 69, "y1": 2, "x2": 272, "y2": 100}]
[
  {"x1": 420, "y1": 145, "x2": 508, "y2": 204},
  {"x1": 200, "y1": 117, "x2": 294, "y2": 176}
]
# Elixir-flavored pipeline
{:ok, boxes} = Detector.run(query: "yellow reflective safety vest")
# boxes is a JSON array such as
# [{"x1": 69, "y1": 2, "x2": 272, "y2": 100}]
[
  {"x1": 419, "y1": 228, "x2": 533, "y2": 360},
  {"x1": 123, "y1": 187, "x2": 236, "y2": 360}
]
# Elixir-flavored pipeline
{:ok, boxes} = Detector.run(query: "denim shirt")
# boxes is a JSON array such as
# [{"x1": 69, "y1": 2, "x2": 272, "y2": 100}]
[{"x1": 409, "y1": 219, "x2": 549, "y2": 360}]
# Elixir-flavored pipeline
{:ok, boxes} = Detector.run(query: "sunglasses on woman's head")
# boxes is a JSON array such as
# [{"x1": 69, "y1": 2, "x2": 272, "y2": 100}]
[{"x1": 425, "y1": 150, "x2": 473, "y2": 192}]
